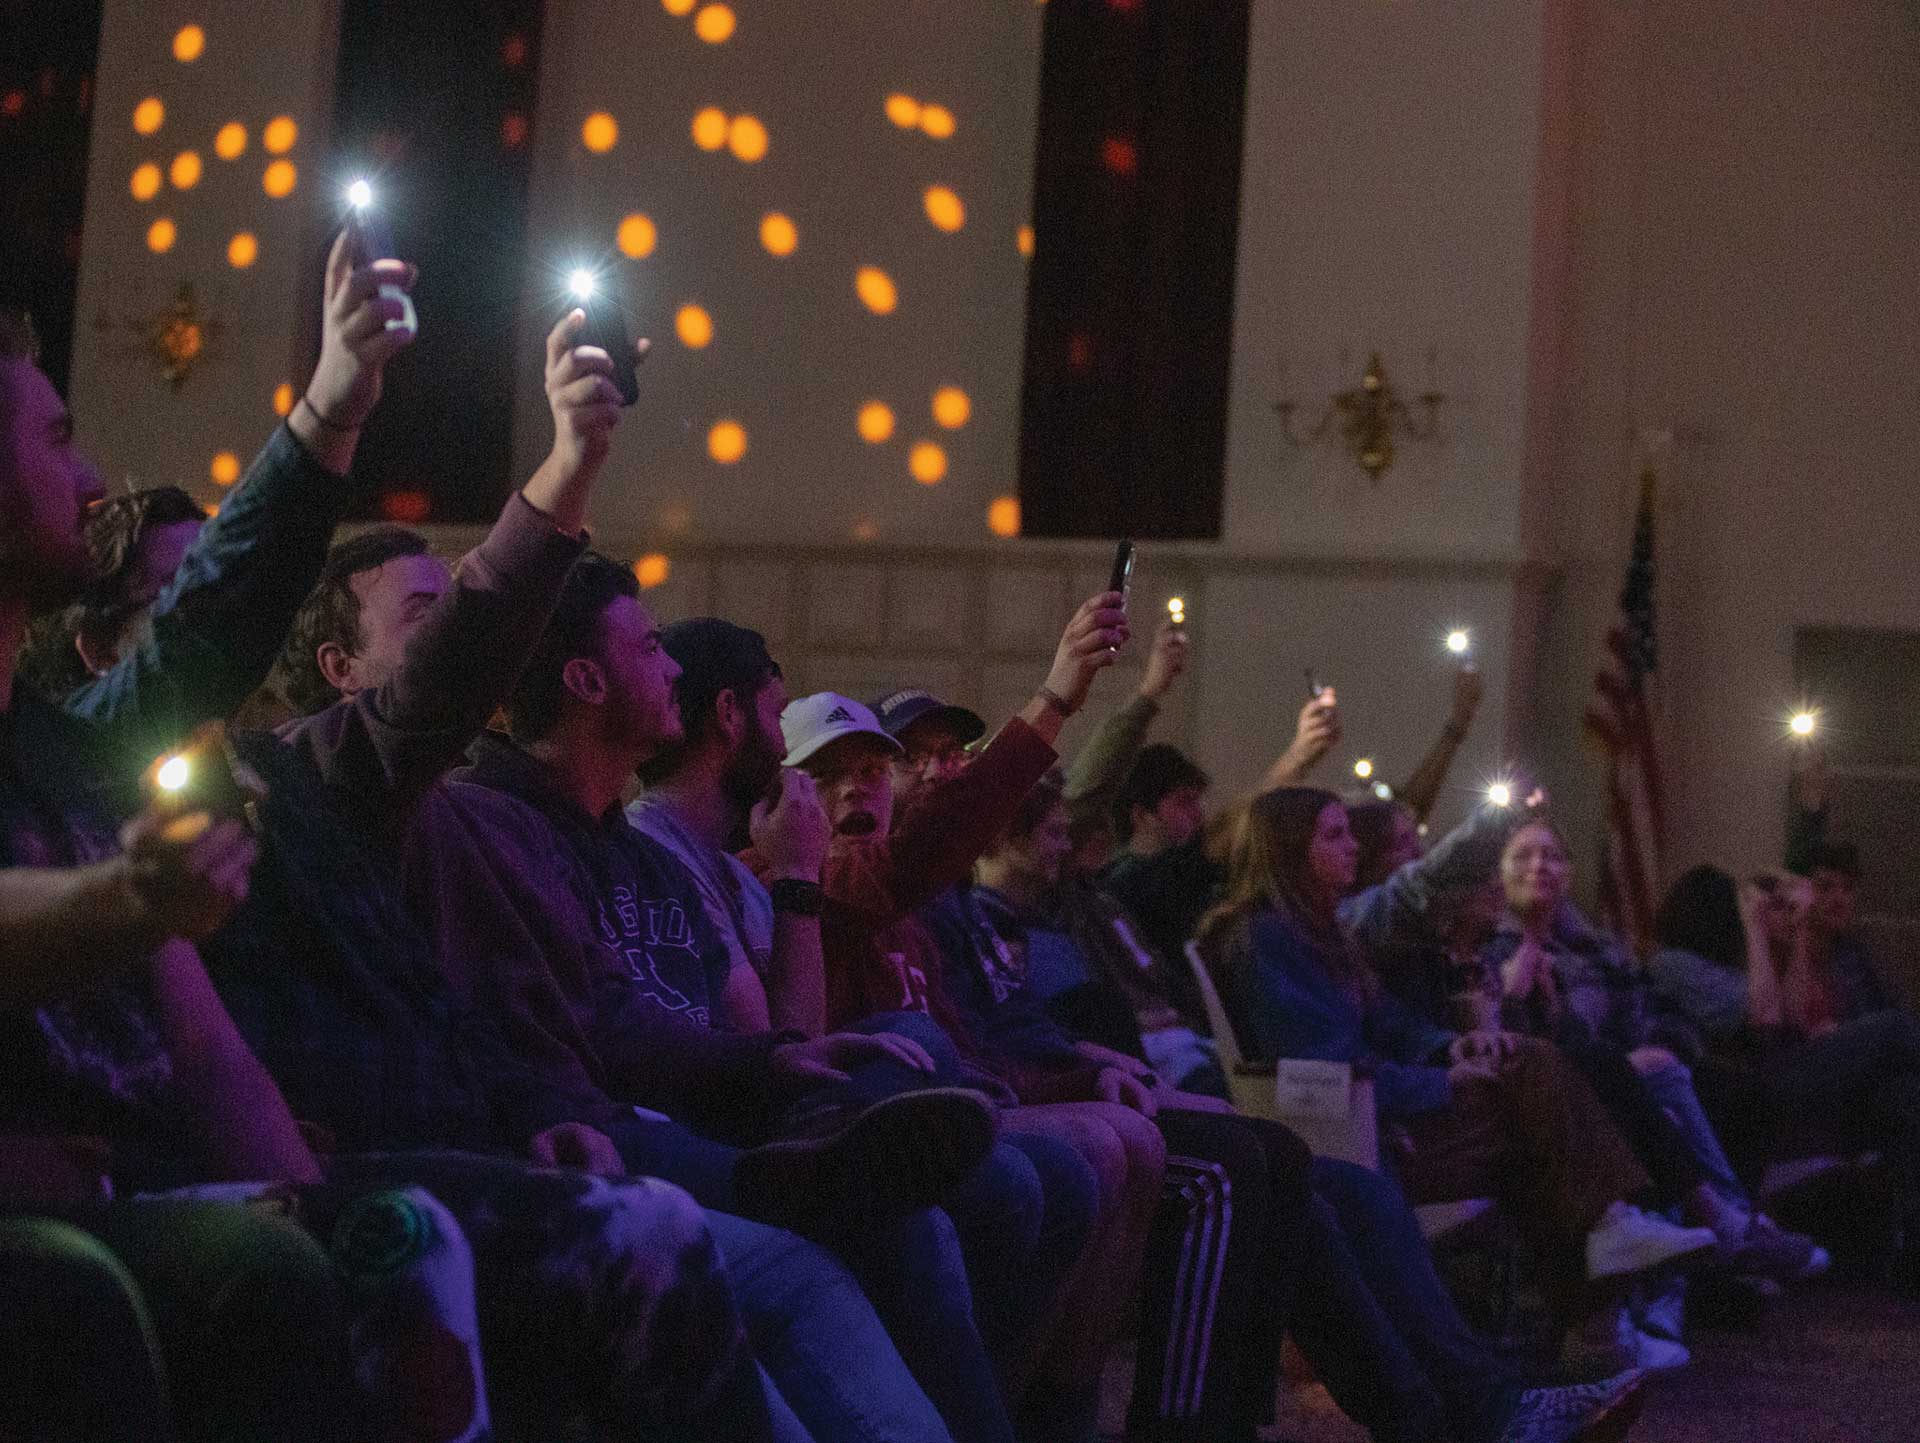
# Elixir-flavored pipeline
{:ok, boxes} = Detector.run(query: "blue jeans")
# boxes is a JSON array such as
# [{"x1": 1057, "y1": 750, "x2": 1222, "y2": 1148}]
[
  {"x1": 1636, "y1": 1055, "x2": 1748, "y2": 1202},
  {"x1": 706, "y1": 1208, "x2": 953, "y2": 1443}
]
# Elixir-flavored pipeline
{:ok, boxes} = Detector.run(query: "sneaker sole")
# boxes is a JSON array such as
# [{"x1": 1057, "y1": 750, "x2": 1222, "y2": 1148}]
[
  {"x1": 737, "y1": 1087, "x2": 997, "y2": 1235},
  {"x1": 1588, "y1": 1229, "x2": 1718, "y2": 1281}
]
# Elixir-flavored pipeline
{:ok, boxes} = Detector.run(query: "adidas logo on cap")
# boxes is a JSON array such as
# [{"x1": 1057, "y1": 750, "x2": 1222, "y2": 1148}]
[{"x1": 824, "y1": 705, "x2": 855, "y2": 724}]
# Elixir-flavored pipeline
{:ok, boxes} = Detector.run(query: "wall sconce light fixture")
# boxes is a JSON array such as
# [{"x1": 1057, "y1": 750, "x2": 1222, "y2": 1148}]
[{"x1": 1274, "y1": 351, "x2": 1445, "y2": 480}]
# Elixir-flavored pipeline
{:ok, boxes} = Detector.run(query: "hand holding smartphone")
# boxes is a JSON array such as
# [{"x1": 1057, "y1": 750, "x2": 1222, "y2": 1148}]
[
  {"x1": 344, "y1": 180, "x2": 418, "y2": 339},
  {"x1": 143, "y1": 722, "x2": 262, "y2": 839},
  {"x1": 570, "y1": 268, "x2": 641, "y2": 406}
]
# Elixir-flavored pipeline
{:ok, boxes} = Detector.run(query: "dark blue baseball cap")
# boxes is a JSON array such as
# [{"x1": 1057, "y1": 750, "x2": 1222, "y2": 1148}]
[{"x1": 869, "y1": 687, "x2": 986, "y2": 745}]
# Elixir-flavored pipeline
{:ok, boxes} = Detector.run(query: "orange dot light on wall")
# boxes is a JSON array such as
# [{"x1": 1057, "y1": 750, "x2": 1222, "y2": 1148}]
[
  {"x1": 689, "y1": 107, "x2": 727, "y2": 151},
  {"x1": 169, "y1": 150, "x2": 202, "y2": 190},
  {"x1": 1018, "y1": 224, "x2": 1035, "y2": 257},
  {"x1": 987, "y1": 495, "x2": 1021, "y2": 538},
  {"x1": 214, "y1": 122, "x2": 247, "y2": 159},
  {"x1": 227, "y1": 232, "x2": 258, "y2": 268},
  {"x1": 923, "y1": 185, "x2": 965, "y2": 232},
  {"x1": 707, "y1": 420, "x2": 747, "y2": 464},
  {"x1": 146, "y1": 217, "x2": 177, "y2": 253},
  {"x1": 885, "y1": 94, "x2": 921, "y2": 129},
  {"x1": 617, "y1": 213, "x2": 658, "y2": 258},
  {"x1": 273, "y1": 383, "x2": 295, "y2": 417},
  {"x1": 130, "y1": 163, "x2": 162, "y2": 201},
  {"x1": 173, "y1": 25, "x2": 206, "y2": 63},
  {"x1": 727, "y1": 114, "x2": 767, "y2": 162},
  {"x1": 759, "y1": 213, "x2": 798, "y2": 256},
  {"x1": 133, "y1": 97, "x2": 164, "y2": 134},
  {"x1": 582, "y1": 112, "x2": 618, "y2": 152},
  {"x1": 694, "y1": 4, "x2": 736, "y2": 43},
  {"x1": 919, "y1": 104, "x2": 955, "y2": 139},
  {"x1": 932, "y1": 386, "x2": 971, "y2": 429},
  {"x1": 855, "y1": 267, "x2": 898, "y2": 315},
  {"x1": 909, "y1": 441, "x2": 948, "y2": 485},
  {"x1": 857, "y1": 401, "x2": 895, "y2": 444},
  {"x1": 633, "y1": 553, "x2": 671, "y2": 589},
  {"x1": 676, "y1": 304, "x2": 714, "y2": 349},
  {"x1": 209, "y1": 451, "x2": 240, "y2": 485},
  {"x1": 262, "y1": 160, "x2": 296, "y2": 198},
  {"x1": 663, "y1": 0, "x2": 696, "y2": 13},
  {"x1": 262, "y1": 116, "x2": 297, "y2": 154}
]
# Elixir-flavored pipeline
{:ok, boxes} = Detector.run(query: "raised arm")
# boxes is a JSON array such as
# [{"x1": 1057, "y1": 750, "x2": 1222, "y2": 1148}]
[
  {"x1": 1258, "y1": 689, "x2": 1342, "y2": 792},
  {"x1": 1063, "y1": 619, "x2": 1186, "y2": 830},
  {"x1": 287, "y1": 311, "x2": 645, "y2": 804},
  {"x1": 64, "y1": 231, "x2": 418, "y2": 763},
  {"x1": 1396, "y1": 665, "x2": 1483, "y2": 824}
]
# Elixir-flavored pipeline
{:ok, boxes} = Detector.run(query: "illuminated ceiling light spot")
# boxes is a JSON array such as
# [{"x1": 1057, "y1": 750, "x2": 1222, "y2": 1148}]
[
  {"x1": 919, "y1": 104, "x2": 955, "y2": 139},
  {"x1": 202, "y1": 501, "x2": 219, "y2": 517},
  {"x1": 617, "y1": 213, "x2": 658, "y2": 259},
  {"x1": 694, "y1": 4, "x2": 736, "y2": 43},
  {"x1": 663, "y1": 0, "x2": 696, "y2": 13},
  {"x1": 855, "y1": 266, "x2": 897, "y2": 315},
  {"x1": 173, "y1": 25, "x2": 206, "y2": 62},
  {"x1": 908, "y1": 441, "x2": 948, "y2": 485},
  {"x1": 659, "y1": 502, "x2": 694, "y2": 536},
  {"x1": 852, "y1": 518, "x2": 880, "y2": 543},
  {"x1": 262, "y1": 159, "x2": 297, "y2": 198},
  {"x1": 759, "y1": 212, "x2": 798, "y2": 256},
  {"x1": 500, "y1": 111, "x2": 529, "y2": 149},
  {"x1": 262, "y1": 115, "x2": 297, "y2": 154},
  {"x1": 146, "y1": 217, "x2": 177, "y2": 253},
  {"x1": 633, "y1": 552, "x2": 671, "y2": 589},
  {"x1": 130, "y1": 163, "x2": 162, "y2": 201},
  {"x1": 581, "y1": 111, "x2": 618, "y2": 152},
  {"x1": 132, "y1": 97, "x2": 164, "y2": 134},
  {"x1": 727, "y1": 113, "x2": 767, "y2": 162},
  {"x1": 675, "y1": 303, "x2": 714, "y2": 349},
  {"x1": 2, "y1": 91, "x2": 24, "y2": 118},
  {"x1": 501, "y1": 32, "x2": 529, "y2": 67},
  {"x1": 931, "y1": 386, "x2": 971, "y2": 429},
  {"x1": 227, "y1": 231, "x2": 258, "y2": 268},
  {"x1": 987, "y1": 495, "x2": 1021, "y2": 538},
  {"x1": 691, "y1": 106, "x2": 727, "y2": 150},
  {"x1": 1067, "y1": 333, "x2": 1093, "y2": 370},
  {"x1": 885, "y1": 93, "x2": 921, "y2": 128},
  {"x1": 273, "y1": 382, "x2": 295, "y2": 417},
  {"x1": 209, "y1": 451, "x2": 241, "y2": 485},
  {"x1": 1102, "y1": 135, "x2": 1138, "y2": 175},
  {"x1": 214, "y1": 121, "x2": 246, "y2": 159},
  {"x1": 707, "y1": 420, "x2": 747, "y2": 464},
  {"x1": 169, "y1": 150, "x2": 202, "y2": 190},
  {"x1": 923, "y1": 185, "x2": 965, "y2": 232},
  {"x1": 1017, "y1": 223, "x2": 1035, "y2": 257},
  {"x1": 381, "y1": 491, "x2": 432, "y2": 523},
  {"x1": 856, "y1": 401, "x2": 895, "y2": 444}
]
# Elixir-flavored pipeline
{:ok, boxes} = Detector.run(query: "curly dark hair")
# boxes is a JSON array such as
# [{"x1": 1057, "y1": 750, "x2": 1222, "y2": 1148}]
[
  {"x1": 274, "y1": 527, "x2": 430, "y2": 715},
  {"x1": 1112, "y1": 743, "x2": 1211, "y2": 843},
  {"x1": 20, "y1": 485, "x2": 204, "y2": 698}
]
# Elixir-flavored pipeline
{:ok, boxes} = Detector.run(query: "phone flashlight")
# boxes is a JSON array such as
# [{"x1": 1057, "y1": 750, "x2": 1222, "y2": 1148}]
[
  {"x1": 1353, "y1": 758, "x2": 1374, "y2": 780},
  {"x1": 1446, "y1": 629, "x2": 1471, "y2": 656},
  {"x1": 1305, "y1": 668, "x2": 1326, "y2": 700},
  {"x1": 144, "y1": 722, "x2": 261, "y2": 837},
  {"x1": 1487, "y1": 781, "x2": 1514, "y2": 808},
  {"x1": 344, "y1": 179, "x2": 418, "y2": 338},
  {"x1": 1789, "y1": 710, "x2": 1818, "y2": 738},
  {"x1": 569, "y1": 264, "x2": 640, "y2": 406}
]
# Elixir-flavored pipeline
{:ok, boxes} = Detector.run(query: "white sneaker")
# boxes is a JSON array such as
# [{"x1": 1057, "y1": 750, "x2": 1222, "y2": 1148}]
[{"x1": 1586, "y1": 1201, "x2": 1718, "y2": 1280}]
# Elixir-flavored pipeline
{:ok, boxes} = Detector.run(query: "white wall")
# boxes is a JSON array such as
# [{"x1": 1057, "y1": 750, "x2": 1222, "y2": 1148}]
[
  {"x1": 1527, "y1": 0, "x2": 1920, "y2": 892},
  {"x1": 69, "y1": 1, "x2": 341, "y2": 508}
]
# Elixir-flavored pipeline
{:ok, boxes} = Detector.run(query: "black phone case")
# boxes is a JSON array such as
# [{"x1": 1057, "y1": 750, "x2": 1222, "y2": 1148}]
[{"x1": 579, "y1": 300, "x2": 639, "y2": 405}]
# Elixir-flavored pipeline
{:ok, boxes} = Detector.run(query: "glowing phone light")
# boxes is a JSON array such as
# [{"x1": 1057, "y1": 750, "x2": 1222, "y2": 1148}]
[
  {"x1": 346, "y1": 178, "x2": 373, "y2": 210},
  {"x1": 1353, "y1": 758, "x2": 1374, "y2": 780},
  {"x1": 156, "y1": 756, "x2": 191, "y2": 792},
  {"x1": 1488, "y1": 782, "x2": 1513, "y2": 808},
  {"x1": 1446, "y1": 629, "x2": 1471, "y2": 655},
  {"x1": 1789, "y1": 711, "x2": 1817, "y2": 737},
  {"x1": 568, "y1": 269, "x2": 597, "y2": 301}
]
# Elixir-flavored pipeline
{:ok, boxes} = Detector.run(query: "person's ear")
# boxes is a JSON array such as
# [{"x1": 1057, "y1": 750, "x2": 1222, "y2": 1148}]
[
  {"x1": 562, "y1": 657, "x2": 608, "y2": 707},
  {"x1": 315, "y1": 642, "x2": 356, "y2": 695},
  {"x1": 714, "y1": 686, "x2": 746, "y2": 744}
]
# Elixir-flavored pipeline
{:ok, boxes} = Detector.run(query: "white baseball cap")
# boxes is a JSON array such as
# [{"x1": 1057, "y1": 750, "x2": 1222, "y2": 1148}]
[{"x1": 780, "y1": 692, "x2": 905, "y2": 768}]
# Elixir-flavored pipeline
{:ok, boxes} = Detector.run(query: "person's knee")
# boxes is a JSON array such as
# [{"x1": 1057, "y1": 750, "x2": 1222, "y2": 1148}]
[
  {"x1": 1088, "y1": 1101, "x2": 1168, "y2": 1183},
  {"x1": 1007, "y1": 1133, "x2": 1101, "y2": 1250},
  {"x1": 957, "y1": 1139, "x2": 1046, "y2": 1246}
]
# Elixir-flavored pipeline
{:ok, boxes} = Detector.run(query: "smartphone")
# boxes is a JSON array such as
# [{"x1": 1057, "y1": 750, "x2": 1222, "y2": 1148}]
[
  {"x1": 1305, "y1": 667, "x2": 1326, "y2": 700},
  {"x1": 1107, "y1": 539, "x2": 1135, "y2": 600},
  {"x1": 345, "y1": 185, "x2": 418, "y2": 338},
  {"x1": 144, "y1": 722, "x2": 260, "y2": 836},
  {"x1": 576, "y1": 269, "x2": 640, "y2": 406}
]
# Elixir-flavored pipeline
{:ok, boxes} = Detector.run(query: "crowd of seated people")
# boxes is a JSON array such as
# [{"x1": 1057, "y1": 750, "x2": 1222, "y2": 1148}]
[{"x1": 0, "y1": 230, "x2": 1905, "y2": 1443}]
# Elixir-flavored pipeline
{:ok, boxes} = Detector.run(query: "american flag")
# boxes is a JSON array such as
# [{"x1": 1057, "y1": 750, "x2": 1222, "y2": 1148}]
[{"x1": 1585, "y1": 467, "x2": 1665, "y2": 952}]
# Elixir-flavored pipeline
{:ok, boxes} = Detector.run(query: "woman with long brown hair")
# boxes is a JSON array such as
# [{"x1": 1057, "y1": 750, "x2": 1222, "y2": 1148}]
[{"x1": 1198, "y1": 788, "x2": 1717, "y2": 1349}]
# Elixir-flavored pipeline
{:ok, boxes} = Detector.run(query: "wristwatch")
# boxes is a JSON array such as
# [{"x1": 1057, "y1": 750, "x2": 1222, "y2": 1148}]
[{"x1": 769, "y1": 878, "x2": 825, "y2": 917}]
